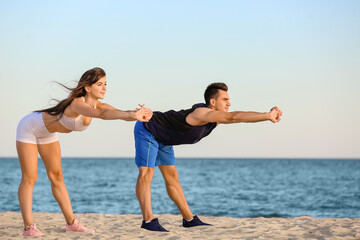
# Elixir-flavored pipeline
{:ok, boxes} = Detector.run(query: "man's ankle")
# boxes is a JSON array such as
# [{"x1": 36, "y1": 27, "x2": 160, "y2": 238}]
[{"x1": 183, "y1": 214, "x2": 194, "y2": 221}]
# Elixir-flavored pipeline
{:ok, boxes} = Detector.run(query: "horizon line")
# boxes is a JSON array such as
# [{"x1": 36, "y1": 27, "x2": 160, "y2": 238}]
[{"x1": 1, "y1": 157, "x2": 360, "y2": 160}]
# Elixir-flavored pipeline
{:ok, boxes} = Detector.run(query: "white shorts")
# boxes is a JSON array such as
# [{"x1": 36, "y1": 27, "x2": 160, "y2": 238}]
[{"x1": 16, "y1": 112, "x2": 59, "y2": 144}]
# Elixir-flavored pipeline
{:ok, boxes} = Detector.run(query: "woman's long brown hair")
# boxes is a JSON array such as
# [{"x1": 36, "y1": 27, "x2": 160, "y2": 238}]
[{"x1": 35, "y1": 67, "x2": 106, "y2": 116}]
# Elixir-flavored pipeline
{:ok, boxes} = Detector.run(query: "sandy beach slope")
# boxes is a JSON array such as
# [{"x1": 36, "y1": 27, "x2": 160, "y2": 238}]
[{"x1": 0, "y1": 212, "x2": 359, "y2": 239}]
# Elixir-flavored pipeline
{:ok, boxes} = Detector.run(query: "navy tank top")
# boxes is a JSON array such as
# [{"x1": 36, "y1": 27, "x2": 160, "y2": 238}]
[{"x1": 143, "y1": 103, "x2": 217, "y2": 145}]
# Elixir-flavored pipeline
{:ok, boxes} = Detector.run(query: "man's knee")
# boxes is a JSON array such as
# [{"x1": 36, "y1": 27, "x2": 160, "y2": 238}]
[
  {"x1": 160, "y1": 165, "x2": 178, "y2": 177},
  {"x1": 137, "y1": 167, "x2": 154, "y2": 183},
  {"x1": 160, "y1": 166, "x2": 180, "y2": 184}
]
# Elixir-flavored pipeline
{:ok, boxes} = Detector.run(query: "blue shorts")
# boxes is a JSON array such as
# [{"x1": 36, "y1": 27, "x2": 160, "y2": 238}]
[{"x1": 134, "y1": 121, "x2": 175, "y2": 168}]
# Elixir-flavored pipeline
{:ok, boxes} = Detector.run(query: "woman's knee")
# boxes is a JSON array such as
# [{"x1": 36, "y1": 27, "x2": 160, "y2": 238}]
[
  {"x1": 21, "y1": 175, "x2": 38, "y2": 186},
  {"x1": 48, "y1": 170, "x2": 64, "y2": 185}
]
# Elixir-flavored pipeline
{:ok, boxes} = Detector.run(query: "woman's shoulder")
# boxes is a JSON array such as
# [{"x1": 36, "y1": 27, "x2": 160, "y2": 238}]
[
  {"x1": 67, "y1": 97, "x2": 81, "y2": 109},
  {"x1": 96, "y1": 101, "x2": 117, "y2": 110},
  {"x1": 65, "y1": 97, "x2": 85, "y2": 115},
  {"x1": 95, "y1": 100, "x2": 105, "y2": 109},
  {"x1": 72, "y1": 97, "x2": 85, "y2": 102}
]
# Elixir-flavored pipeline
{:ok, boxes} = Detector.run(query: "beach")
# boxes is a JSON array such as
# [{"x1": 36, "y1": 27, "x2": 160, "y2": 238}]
[{"x1": 0, "y1": 212, "x2": 359, "y2": 239}]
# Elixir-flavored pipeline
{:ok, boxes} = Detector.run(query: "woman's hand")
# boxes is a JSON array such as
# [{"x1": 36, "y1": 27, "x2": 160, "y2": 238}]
[
  {"x1": 133, "y1": 104, "x2": 153, "y2": 122},
  {"x1": 143, "y1": 106, "x2": 153, "y2": 121}
]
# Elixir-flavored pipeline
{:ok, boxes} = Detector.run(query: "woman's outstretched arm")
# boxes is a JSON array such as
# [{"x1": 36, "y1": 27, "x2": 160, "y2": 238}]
[{"x1": 70, "y1": 100, "x2": 152, "y2": 122}]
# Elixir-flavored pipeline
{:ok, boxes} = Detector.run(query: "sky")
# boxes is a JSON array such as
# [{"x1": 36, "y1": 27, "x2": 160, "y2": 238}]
[{"x1": 0, "y1": 0, "x2": 359, "y2": 158}]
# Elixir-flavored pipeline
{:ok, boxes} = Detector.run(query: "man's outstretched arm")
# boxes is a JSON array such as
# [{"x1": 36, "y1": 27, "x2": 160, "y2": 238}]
[{"x1": 186, "y1": 107, "x2": 282, "y2": 126}]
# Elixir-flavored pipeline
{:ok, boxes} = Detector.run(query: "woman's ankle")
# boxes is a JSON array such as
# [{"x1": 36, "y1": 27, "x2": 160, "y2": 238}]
[
  {"x1": 24, "y1": 222, "x2": 34, "y2": 230},
  {"x1": 66, "y1": 217, "x2": 75, "y2": 225}
]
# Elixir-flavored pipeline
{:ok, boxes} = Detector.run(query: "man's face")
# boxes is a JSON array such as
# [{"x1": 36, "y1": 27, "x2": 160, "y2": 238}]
[{"x1": 211, "y1": 90, "x2": 231, "y2": 112}]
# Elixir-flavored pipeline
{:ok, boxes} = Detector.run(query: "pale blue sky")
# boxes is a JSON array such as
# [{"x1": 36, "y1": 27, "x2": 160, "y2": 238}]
[{"x1": 1, "y1": 0, "x2": 359, "y2": 158}]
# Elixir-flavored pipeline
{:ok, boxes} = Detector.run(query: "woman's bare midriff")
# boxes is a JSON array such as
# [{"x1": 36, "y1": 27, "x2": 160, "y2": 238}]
[{"x1": 42, "y1": 112, "x2": 72, "y2": 133}]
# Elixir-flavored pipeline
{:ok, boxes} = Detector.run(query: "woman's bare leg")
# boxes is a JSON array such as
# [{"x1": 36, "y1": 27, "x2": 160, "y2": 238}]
[
  {"x1": 38, "y1": 141, "x2": 75, "y2": 225},
  {"x1": 16, "y1": 141, "x2": 39, "y2": 228}
]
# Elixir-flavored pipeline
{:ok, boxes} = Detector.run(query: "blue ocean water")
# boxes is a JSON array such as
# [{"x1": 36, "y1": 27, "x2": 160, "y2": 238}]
[{"x1": 0, "y1": 158, "x2": 359, "y2": 218}]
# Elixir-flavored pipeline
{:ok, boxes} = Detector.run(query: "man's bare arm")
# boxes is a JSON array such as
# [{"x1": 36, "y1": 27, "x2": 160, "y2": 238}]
[{"x1": 186, "y1": 107, "x2": 282, "y2": 126}]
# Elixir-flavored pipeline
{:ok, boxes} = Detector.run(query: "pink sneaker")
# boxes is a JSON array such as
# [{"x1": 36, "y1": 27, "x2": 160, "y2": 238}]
[
  {"x1": 66, "y1": 219, "x2": 95, "y2": 233},
  {"x1": 23, "y1": 224, "x2": 45, "y2": 237}
]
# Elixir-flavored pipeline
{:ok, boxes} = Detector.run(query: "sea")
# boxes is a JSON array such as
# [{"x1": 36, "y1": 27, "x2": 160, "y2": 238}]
[{"x1": 1, "y1": 158, "x2": 359, "y2": 218}]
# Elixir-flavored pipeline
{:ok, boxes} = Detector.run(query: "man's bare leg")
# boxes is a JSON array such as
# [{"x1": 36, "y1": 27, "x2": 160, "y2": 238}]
[
  {"x1": 136, "y1": 166, "x2": 168, "y2": 231},
  {"x1": 159, "y1": 165, "x2": 212, "y2": 227},
  {"x1": 136, "y1": 166, "x2": 155, "y2": 221},
  {"x1": 158, "y1": 165, "x2": 193, "y2": 220}
]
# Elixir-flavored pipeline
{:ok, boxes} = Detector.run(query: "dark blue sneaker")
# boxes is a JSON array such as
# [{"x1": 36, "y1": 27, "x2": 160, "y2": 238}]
[
  {"x1": 182, "y1": 215, "x2": 212, "y2": 228},
  {"x1": 141, "y1": 218, "x2": 169, "y2": 232}
]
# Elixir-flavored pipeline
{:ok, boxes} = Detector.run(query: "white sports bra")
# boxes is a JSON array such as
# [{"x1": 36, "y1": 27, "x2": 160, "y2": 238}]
[{"x1": 57, "y1": 97, "x2": 96, "y2": 131}]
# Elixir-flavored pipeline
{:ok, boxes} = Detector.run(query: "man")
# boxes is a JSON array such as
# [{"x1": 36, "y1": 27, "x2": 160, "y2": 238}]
[{"x1": 134, "y1": 82, "x2": 282, "y2": 231}]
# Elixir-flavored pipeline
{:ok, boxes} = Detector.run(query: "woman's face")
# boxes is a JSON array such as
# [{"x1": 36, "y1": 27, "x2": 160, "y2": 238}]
[{"x1": 87, "y1": 76, "x2": 107, "y2": 100}]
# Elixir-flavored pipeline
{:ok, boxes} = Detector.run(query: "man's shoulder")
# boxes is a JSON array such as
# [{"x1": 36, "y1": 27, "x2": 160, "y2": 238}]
[
  {"x1": 187, "y1": 105, "x2": 215, "y2": 125},
  {"x1": 191, "y1": 103, "x2": 208, "y2": 109}
]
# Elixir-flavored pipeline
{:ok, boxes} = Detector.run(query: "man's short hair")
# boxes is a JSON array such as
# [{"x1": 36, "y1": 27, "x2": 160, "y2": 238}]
[{"x1": 204, "y1": 82, "x2": 228, "y2": 105}]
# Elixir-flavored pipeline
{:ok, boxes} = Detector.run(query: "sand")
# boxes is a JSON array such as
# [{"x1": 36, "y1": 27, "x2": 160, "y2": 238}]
[{"x1": 0, "y1": 212, "x2": 359, "y2": 239}]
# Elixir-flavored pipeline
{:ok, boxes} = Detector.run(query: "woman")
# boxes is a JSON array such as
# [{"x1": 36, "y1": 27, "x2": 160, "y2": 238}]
[{"x1": 16, "y1": 67, "x2": 152, "y2": 237}]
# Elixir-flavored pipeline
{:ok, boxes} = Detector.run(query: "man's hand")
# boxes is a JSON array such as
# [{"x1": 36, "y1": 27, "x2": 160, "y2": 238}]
[
  {"x1": 134, "y1": 104, "x2": 153, "y2": 122},
  {"x1": 269, "y1": 107, "x2": 282, "y2": 123}
]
